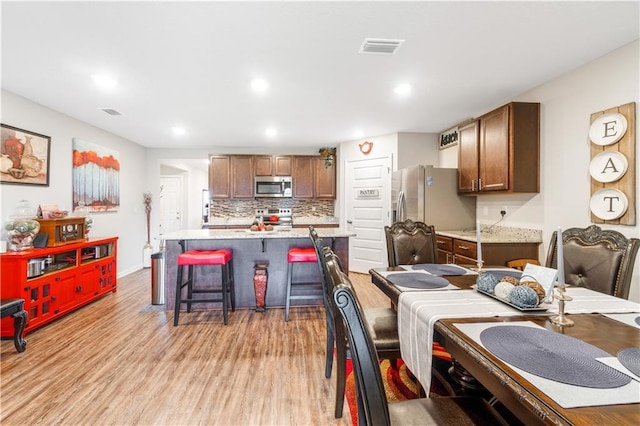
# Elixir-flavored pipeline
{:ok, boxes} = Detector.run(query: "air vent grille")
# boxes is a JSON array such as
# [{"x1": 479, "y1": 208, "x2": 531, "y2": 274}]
[
  {"x1": 359, "y1": 38, "x2": 404, "y2": 55},
  {"x1": 100, "y1": 108, "x2": 124, "y2": 116}
]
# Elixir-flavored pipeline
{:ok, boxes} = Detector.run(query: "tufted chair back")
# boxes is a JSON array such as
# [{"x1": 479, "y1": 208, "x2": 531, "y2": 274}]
[
  {"x1": 384, "y1": 219, "x2": 439, "y2": 267},
  {"x1": 545, "y1": 225, "x2": 639, "y2": 299}
]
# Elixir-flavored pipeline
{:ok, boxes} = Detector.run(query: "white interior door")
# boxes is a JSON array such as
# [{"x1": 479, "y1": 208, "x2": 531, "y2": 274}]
[
  {"x1": 344, "y1": 155, "x2": 392, "y2": 273},
  {"x1": 159, "y1": 176, "x2": 183, "y2": 236}
]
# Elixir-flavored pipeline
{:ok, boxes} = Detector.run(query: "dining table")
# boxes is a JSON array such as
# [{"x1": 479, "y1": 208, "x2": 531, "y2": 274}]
[{"x1": 369, "y1": 265, "x2": 640, "y2": 426}]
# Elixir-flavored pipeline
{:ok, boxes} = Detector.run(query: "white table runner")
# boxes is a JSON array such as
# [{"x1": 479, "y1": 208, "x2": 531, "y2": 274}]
[
  {"x1": 455, "y1": 321, "x2": 640, "y2": 408},
  {"x1": 397, "y1": 286, "x2": 640, "y2": 399},
  {"x1": 397, "y1": 290, "x2": 523, "y2": 392}
]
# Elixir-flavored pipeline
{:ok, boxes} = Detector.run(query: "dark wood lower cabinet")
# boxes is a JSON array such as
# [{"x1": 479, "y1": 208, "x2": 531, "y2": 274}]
[{"x1": 436, "y1": 234, "x2": 539, "y2": 266}]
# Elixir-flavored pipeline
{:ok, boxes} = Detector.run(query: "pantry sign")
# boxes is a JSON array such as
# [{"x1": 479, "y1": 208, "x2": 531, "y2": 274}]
[{"x1": 357, "y1": 188, "x2": 379, "y2": 199}]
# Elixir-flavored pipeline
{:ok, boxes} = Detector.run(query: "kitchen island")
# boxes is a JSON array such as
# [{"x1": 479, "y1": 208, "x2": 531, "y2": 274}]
[{"x1": 161, "y1": 227, "x2": 354, "y2": 312}]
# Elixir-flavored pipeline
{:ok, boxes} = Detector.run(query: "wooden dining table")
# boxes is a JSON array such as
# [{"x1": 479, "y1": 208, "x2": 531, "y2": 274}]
[{"x1": 369, "y1": 266, "x2": 640, "y2": 426}]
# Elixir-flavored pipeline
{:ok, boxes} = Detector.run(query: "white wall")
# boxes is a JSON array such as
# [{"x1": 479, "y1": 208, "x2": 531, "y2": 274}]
[
  {"x1": 1, "y1": 90, "x2": 148, "y2": 276},
  {"x1": 397, "y1": 132, "x2": 440, "y2": 169}
]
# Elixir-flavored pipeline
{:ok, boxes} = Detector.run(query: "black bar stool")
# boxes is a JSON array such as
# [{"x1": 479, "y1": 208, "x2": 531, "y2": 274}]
[
  {"x1": 285, "y1": 246, "x2": 323, "y2": 321},
  {"x1": 174, "y1": 249, "x2": 235, "y2": 326}
]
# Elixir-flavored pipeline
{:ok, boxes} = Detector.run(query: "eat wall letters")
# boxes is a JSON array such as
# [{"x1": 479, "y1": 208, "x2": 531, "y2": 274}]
[{"x1": 589, "y1": 102, "x2": 636, "y2": 225}]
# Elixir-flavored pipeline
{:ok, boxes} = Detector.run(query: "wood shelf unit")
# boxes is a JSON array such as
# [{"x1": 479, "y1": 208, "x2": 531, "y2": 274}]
[{"x1": 0, "y1": 237, "x2": 118, "y2": 337}]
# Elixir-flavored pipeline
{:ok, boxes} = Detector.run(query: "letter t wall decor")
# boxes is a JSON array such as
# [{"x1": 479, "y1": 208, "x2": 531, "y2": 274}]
[{"x1": 589, "y1": 102, "x2": 635, "y2": 225}]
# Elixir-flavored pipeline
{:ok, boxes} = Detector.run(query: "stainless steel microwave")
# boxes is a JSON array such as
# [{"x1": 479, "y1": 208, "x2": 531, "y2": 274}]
[{"x1": 255, "y1": 176, "x2": 293, "y2": 198}]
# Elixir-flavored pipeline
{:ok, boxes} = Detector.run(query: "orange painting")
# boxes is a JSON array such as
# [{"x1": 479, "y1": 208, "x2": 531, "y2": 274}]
[{"x1": 72, "y1": 139, "x2": 120, "y2": 212}]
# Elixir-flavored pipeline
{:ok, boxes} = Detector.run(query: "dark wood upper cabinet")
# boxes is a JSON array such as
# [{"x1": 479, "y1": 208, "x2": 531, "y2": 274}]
[
  {"x1": 314, "y1": 157, "x2": 336, "y2": 199},
  {"x1": 458, "y1": 120, "x2": 479, "y2": 193},
  {"x1": 230, "y1": 155, "x2": 254, "y2": 198},
  {"x1": 209, "y1": 155, "x2": 231, "y2": 198},
  {"x1": 210, "y1": 154, "x2": 335, "y2": 200},
  {"x1": 458, "y1": 102, "x2": 540, "y2": 194},
  {"x1": 292, "y1": 156, "x2": 314, "y2": 198},
  {"x1": 254, "y1": 155, "x2": 292, "y2": 176}
]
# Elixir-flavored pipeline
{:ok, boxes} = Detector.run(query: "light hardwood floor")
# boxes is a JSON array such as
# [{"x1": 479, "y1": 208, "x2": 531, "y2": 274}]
[{"x1": 0, "y1": 268, "x2": 390, "y2": 425}]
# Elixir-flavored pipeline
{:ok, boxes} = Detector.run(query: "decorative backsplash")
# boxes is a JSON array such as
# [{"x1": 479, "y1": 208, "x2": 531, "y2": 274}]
[{"x1": 209, "y1": 199, "x2": 334, "y2": 219}]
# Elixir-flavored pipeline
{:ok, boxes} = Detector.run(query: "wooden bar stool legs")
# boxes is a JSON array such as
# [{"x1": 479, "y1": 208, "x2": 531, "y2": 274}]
[{"x1": 174, "y1": 249, "x2": 235, "y2": 326}]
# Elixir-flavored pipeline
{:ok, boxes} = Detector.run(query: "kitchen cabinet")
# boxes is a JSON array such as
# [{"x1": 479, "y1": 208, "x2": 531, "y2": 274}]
[
  {"x1": 458, "y1": 102, "x2": 540, "y2": 194},
  {"x1": 458, "y1": 120, "x2": 480, "y2": 193},
  {"x1": 0, "y1": 237, "x2": 118, "y2": 337},
  {"x1": 209, "y1": 155, "x2": 231, "y2": 198},
  {"x1": 292, "y1": 156, "x2": 314, "y2": 198},
  {"x1": 314, "y1": 156, "x2": 336, "y2": 199},
  {"x1": 230, "y1": 155, "x2": 254, "y2": 198},
  {"x1": 292, "y1": 156, "x2": 336, "y2": 199},
  {"x1": 210, "y1": 154, "x2": 335, "y2": 200},
  {"x1": 254, "y1": 155, "x2": 292, "y2": 176},
  {"x1": 436, "y1": 234, "x2": 538, "y2": 266}
]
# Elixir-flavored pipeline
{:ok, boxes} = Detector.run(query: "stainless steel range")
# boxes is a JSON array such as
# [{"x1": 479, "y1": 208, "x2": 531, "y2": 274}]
[{"x1": 255, "y1": 208, "x2": 293, "y2": 229}]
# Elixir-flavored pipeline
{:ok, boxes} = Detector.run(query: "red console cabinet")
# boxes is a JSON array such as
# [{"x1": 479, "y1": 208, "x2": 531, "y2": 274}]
[{"x1": 0, "y1": 237, "x2": 118, "y2": 337}]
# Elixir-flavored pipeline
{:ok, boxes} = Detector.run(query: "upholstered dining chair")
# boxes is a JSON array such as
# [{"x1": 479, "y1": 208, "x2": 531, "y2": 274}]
[
  {"x1": 311, "y1": 228, "x2": 401, "y2": 419},
  {"x1": 332, "y1": 281, "x2": 508, "y2": 426},
  {"x1": 384, "y1": 219, "x2": 439, "y2": 266},
  {"x1": 545, "y1": 225, "x2": 639, "y2": 299}
]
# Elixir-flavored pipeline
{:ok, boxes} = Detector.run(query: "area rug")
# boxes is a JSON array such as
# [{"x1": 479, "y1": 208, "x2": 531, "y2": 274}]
[{"x1": 345, "y1": 343, "x2": 451, "y2": 425}]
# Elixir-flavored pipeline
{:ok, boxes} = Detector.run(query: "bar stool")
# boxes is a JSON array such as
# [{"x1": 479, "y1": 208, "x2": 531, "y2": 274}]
[
  {"x1": 285, "y1": 246, "x2": 323, "y2": 321},
  {"x1": 174, "y1": 249, "x2": 235, "y2": 326}
]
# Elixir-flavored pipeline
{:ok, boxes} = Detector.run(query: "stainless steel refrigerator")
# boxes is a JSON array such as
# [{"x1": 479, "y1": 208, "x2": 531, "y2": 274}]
[{"x1": 391, "y1": 165, "x2": 476, "y2": 230}]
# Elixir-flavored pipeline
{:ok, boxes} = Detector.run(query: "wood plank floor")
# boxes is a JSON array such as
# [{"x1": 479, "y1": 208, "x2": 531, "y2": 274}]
[{"x1": 0, "y1": 268, "x2": 390, "y2": 425}]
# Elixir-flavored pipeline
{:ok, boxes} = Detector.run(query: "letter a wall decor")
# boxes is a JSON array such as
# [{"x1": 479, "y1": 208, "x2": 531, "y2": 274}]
[{"x1": 589, "y1": 102, "x2": 635, "y2": 225}]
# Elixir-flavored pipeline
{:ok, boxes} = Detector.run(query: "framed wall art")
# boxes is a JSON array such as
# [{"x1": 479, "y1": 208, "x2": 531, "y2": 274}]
[
  {"x1": 72, "y1": 138, "x2": 120, "y2": 212},
  {"x1": 1, "y1": 123, "x2": 51, "y2": 186}
]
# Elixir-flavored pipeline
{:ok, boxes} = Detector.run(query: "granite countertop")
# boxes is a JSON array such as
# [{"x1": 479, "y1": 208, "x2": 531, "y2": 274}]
[
  {"x1": 437, "y1": 225, "x2": 542, "y2": 244},
  {"x1": 162, "y1": 227, "x2": 354, "y2": 241},
  {"x1": 205, "y1": 215, "x2": 340, "y2": 227}
]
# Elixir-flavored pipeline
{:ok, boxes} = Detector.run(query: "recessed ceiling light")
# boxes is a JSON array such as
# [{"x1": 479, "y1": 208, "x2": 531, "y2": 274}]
[
  {"x1": 265, "y1": 128, "x2": 277, "y2": 137},
  {"x1": 172, "y1": 127, "x2": 186, "y2": 136},
  {"x1": 92, "y1": 74, "x2": 117, "y2": 89},
  {"x1": 251, "y1": 78, "x2": 269, "y2": 92},
  {"x1": 394, "y1": 83, "x2": 412, "y2": 96}
]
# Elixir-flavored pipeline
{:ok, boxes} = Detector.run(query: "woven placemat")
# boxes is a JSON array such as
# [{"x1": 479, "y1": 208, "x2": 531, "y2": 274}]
[
  {"x1": 480, "y1": 325, "x2": 631, "y2": 388},
  {"x1": 410, "y1": 264, "x2": 467, "y2": 276},
  {"x1": 617, "y1": 347, "x2": 640, "y2": 377},
  {"x1": 386, "y1": 272, "x2": 449, "y2": 289}
]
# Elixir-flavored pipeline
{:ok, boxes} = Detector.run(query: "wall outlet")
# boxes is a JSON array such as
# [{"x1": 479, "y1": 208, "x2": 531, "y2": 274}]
[
  {"x1": 312, "y1": 206, "x2": 316, "y2": 211},
  {"x1": 500, "y1": 207, "x2": 507, "y2": 217}
]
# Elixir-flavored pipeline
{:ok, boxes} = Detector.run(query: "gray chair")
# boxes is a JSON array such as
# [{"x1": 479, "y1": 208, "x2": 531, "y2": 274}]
[
  {"x1": 385, "y1": 219, "x2": 438, "y2": 266},
  {"x1": 546, "y1": 225, "x2": 639, "y2": 299},
  {"x1": 332, "y1": 280, "x2": 508, "y2": 426},
  {"x1": 310, "y1": 226, "x2": 401, "y2": 419}
]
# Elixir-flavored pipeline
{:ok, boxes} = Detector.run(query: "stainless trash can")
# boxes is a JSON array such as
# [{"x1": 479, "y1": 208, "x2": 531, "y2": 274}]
[{"x1": 151, "y1": 252, "x2": 165, "y2": 305}]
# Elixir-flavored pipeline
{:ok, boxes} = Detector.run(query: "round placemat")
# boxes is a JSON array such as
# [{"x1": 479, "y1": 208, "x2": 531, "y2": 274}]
[
  {"x1": 480, "y1": 325, "x2": 631, "y2": 388},
  {"x1": 386, "y1": 273, "x2": 449, "y2": 289},
  {"x1": 486, "y1": 270, "x2": 522, "y2": 281},
  {"x1": 410, "y1": 264, "x2": 467, "y2": 276},
  {"x1": 617, "y1": 347, "x2": 640, "y2": 377}
]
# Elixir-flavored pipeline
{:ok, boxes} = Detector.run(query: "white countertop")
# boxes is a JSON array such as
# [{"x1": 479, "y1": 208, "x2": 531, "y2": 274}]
[{"x1": 162, "y1": 227, "x2": 354, "y2": 240}]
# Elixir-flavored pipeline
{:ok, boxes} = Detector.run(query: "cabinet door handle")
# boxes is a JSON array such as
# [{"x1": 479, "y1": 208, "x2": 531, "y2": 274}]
[
  {"x1": 458, "y1": 245, "x2": 469, "y2": 250},
  {"x1": 478, "y1": 179, "x2": 482, "y2": 191},
  {"x1": 471, "y1": 180, "x2": 475, "y2": 192}
]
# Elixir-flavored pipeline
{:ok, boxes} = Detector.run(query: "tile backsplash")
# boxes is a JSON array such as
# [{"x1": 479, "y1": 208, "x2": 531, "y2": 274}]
[{"x1": 210, "y1": 199, "x2": 334, "y2": 219}]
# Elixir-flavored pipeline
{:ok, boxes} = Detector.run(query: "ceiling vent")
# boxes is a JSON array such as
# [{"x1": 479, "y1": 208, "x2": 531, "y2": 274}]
[
  {"x1": 359, "y1": 38, "x2": 404, "y2": 55},
  {"x1": 100, "y1": 108, "x2": 124, "y2": 116}
]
